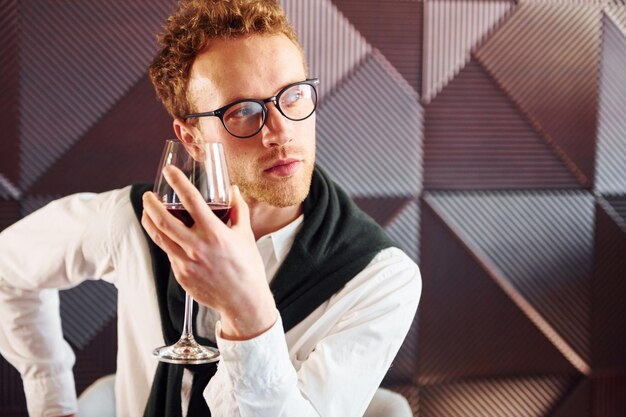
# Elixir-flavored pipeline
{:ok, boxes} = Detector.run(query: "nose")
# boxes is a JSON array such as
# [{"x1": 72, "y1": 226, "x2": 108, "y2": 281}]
[{"x1": 261, "y1": 102, "x2": 293, "y2": 148}]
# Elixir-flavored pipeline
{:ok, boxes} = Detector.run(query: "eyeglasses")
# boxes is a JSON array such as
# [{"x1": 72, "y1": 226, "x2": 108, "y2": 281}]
[{"x1": 184, "y1": 78, "x2": 319, "y2": 139}]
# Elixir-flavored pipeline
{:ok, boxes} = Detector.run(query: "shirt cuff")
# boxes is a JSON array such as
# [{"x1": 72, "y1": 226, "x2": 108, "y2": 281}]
[
  {"x1": 22, "y1": 369, "x2": 77, "y2": 417},
  {"x1": 215, "y1": 312, "x2": 294, "y2": 392}
]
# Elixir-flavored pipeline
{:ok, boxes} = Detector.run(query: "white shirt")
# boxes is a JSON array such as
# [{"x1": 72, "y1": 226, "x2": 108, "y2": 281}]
[{"x1": 0, "y1": 186, "x2": 421, "y2": 417}]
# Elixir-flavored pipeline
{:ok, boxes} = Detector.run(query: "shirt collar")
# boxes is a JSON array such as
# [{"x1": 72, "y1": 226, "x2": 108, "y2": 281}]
[{"x1": 256, "y1": 214, "x2": 304, "y2": 266}]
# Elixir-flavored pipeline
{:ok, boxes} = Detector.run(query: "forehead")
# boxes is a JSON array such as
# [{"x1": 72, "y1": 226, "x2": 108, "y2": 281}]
[{"x1": 188, "y1": 34, "x2": 307, "y2": 109}]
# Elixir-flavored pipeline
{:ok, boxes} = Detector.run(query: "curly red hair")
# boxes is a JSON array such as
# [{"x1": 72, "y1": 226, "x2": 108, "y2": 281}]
[{"x1": 149, "y1": 0, "x2": 302, "y2": 119}]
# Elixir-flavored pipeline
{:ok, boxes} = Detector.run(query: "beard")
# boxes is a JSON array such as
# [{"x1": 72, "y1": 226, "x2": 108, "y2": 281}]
[{"x1": 227, "y1": 146, "x2": 315, "y2": 208}]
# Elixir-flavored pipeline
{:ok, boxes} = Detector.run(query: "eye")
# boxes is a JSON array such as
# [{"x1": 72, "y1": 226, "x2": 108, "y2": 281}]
[
  {"x1": 281, "y1": 86, "x2": 309, "y2": 107},
  {"x1": 225, "y1": 102, "x2": 262, "y2": 120}
]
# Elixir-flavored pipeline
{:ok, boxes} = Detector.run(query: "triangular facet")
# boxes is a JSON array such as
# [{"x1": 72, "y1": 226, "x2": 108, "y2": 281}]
[
  {"x1": 0, "y1": 0, "x2": 20, "y2": 185},
  {"x1": 27, "y1": 77, "x2": 171, "y2": 197},
  {"x1": 332, "y1": 0, "x2": 423, "y2": 93},
  {"x1": 475, "y1": 2, "x2": 602, "y2": 186},
  {"x1": 604, "y1": 195, "x2": 626, "y2": 228},
  {"x1": 317, "y1": 51, "x2": 423, "y2": 198},
  {"x1": 424, "y1": 60, "x2": 582, "y2": 189},
  {"x1": 418, "y1": 198, "x2": 579, "y2": 384},
  {"x1": 60, "y1": 281, "x2": 117, "y2": 350},
  {"x1": 591, "y1": 375, "x2": 626, "y2": 416},
  {"x1": 353, "y1": 197, "x2": 411, "y2": 228},
  {"x1": 0, "y1": 355, "x2": 28, "y2": 411},
  {"x1": 592, "y1": 198, "x2": 626, "y2": 371},
  {"x1": 0, "y1": 175, "x2": 21, "y2": 200},
  {"x1": 280, "y1": 0, "x2": 371, "y2": 99},
  {"x1": 422, "y1": 0, "x2": 513, "y2": 102},
  {"x1": 550, "y1": 377, "x2": 590, "y2": 417},
  {"x1": 425, "y1": 190, "x2": 594, "y2": 369},
  {"x1": 0, "y1": 200, "x2": 20, "y2": 231},
  {"x1": 420, "y1": 375, "x2": 574, "y2": 417},
  {"x1": 606, "y1": 4, "x2": 626, "y2": 35},
  {"x1": 19, "y1": 0, "x2": 174, "y2": 188},
  {"x1": 595, "y1": 15, "x2": 626, "y2": 194},
  {"x1": 385, "y1": 200, "x2": 420, "y2": 262}
]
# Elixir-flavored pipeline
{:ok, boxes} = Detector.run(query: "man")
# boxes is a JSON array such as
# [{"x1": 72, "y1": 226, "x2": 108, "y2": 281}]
[{"x1": 0, "y1": 1, "x2": 421, "y2": 416}]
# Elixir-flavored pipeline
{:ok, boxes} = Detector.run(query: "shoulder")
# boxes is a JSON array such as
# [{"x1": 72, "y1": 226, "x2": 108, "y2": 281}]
[
  {"x1": 49, "y1": 185, "x2": 141, "y2": 241},
  {"x1": 364, "y1": 248, "x2": 421, "y2": 289},
  {"x1": 334, "y1": 247, "x2": 421, "y2": 308}
]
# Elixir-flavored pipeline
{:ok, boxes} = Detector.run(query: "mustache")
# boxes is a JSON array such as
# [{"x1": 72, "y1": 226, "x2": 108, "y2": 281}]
[{"x1": 256, "y1": 145, "x2": 308, "y2": 165}]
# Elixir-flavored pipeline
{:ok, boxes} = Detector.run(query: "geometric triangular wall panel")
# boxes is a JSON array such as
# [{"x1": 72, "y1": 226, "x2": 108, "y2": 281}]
[
  {"x1": 419, "y1": 375, "x2": 574, "y2": 417},
  {"x1": 0, "y1": 357, "x2": 27, "y2": 416},
  {"x1": 591, "y1": 375, "x2": 626, "y2": 417},
  {"x1": 354, "y1": 196, "x2": 412, "y2": 227},
  {"x1": 19, "y1": 0, "x2": 176, "y2": 189},
  {"x1": 281, "y1": 0, "x2": 371, "y2": 99},
  {"x1": 550, "y1": 378, "x2": 590, "y2": 417},
  {"x1": 425, "y1": 190, "x2": 594, "y2": 368},
  {"x1": 60, "y1": 280, "x2": 117, "y2": 350},
  {"x1": 419, "y1": 200, "x2": 579, "y2": 384},
  {"x1": 0, "y1": 201, "x2": 20, "y2": 231},
  {"x1": 475, "y1": 2, "x2": 603, "y2": 188},
  {"x1": 605, "y1": 5, "x2": 626, "y2": 34},
  {"x1": 422, "y1": 0, "x2": 513, "y2": 103},
  {"x1": 386, "y1": 200, "x2": 421, "y2": 262},
  {"x1": 0, "y1": 0, "x2": 20, "y2": 186},
  {"x1": 333, "y1": 0, "x2": 423, "y2": 94},
  {"x1": 317, "y1": 51, "x2": 423, "y2": 197},
  {"x1": 594, "y1": 14, "x2": 626, "y2": 194},
  {"x1": 592, "y1": 197, "x2": 626, "y2": 373},
  {"x1": 424, "y1": 60, "x2": 582, "y2": 190},
  {"x1": 26, "y1": 78, "x2": 171, "y2": 197}
]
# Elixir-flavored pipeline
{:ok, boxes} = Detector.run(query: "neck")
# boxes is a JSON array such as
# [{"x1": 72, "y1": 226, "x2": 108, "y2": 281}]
[{"x1": 247, "y1": 200, "x2": 303, "y2": 240}]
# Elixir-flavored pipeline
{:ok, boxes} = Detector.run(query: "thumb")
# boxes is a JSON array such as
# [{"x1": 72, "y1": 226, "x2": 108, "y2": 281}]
[{"x1": 229, "y1": 185, "x2": 251, "y2": 229}]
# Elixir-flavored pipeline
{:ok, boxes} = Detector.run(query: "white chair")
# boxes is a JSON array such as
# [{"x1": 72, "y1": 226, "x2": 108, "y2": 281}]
[
  {"x1": 77, "y1": 374, "x2": 116, "y2": 417},
  {"x1": 77, "y1": 374, "x2": 413, "y2": 417},
  {"x1": 364, "y1": 388, "x2": 413, "y2": 417}
]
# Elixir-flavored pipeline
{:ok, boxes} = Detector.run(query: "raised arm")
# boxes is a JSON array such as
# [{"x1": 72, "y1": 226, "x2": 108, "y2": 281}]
[{"x1": 0, "y1": 188, "x2": 127, "y2": 416}]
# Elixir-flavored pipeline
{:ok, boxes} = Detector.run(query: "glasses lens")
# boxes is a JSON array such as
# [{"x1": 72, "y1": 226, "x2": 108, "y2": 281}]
[
  {"x1": 223, "y1": 101, "x2": 265, "y2": 138},
  {"x1": 278, "y1": 83, "x2": 317, "y2": 121}
]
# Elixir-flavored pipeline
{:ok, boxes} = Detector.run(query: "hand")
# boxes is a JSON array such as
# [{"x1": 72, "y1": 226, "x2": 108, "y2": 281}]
[{"x1": 141, "y1": 165, "x2": 277, "y2": 340}]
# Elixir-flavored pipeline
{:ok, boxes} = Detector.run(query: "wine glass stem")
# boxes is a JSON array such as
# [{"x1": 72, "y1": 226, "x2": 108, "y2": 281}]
[{"x1": 181, "y1": 292, "x2": 194, "y2": 340}]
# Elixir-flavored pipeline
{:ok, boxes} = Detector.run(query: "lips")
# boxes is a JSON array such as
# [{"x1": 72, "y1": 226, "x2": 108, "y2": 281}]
[{"x1": 264, "y1": 158, "x2": 302, "y2": 177}]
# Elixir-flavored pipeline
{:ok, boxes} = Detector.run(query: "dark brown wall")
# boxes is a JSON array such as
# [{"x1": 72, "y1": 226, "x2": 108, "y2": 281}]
[{"x1": 1, "y1": 0, "x2": 626, "y2": 416}]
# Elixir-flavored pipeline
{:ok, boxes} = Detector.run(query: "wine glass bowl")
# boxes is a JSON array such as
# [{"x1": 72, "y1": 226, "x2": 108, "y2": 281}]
[{"x1": 151, "y1": 140, "x2": 231, "y2": 364}]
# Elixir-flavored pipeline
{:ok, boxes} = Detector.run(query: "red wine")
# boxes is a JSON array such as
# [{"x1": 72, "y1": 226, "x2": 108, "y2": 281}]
[
  {"x1": 210, "y1": 205, "x2": 231, "y2": 224},
  {"x1": 165, "y1": 203, "x2": 231, "y2": 227}
]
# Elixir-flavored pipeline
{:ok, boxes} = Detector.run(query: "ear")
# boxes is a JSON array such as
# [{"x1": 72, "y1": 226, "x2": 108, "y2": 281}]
[
  {"x1": 173, "y1": 118, "x2": 198, "y2": 144},
  {"x1": 172, "y1": 118, "x2": 206, "y2": 162}
]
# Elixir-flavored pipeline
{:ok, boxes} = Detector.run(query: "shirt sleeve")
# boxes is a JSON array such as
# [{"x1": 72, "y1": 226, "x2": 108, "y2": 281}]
[
  {"x1": 205, "y1": 248, "x2": 421, "y2": 417},
  {"x1": 0, "y1": 188, "x2": 127, "y2": 417}
]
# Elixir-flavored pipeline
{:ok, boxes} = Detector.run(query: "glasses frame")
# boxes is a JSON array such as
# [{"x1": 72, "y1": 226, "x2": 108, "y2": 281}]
[{"x1": 183, "y1": 78, "x2": 319, "y2": 139}]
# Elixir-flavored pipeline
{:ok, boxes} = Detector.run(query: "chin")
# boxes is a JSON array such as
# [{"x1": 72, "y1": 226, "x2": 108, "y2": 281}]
[{"x1": 244, "y1": 164, "x2": 314, "y2": 208}]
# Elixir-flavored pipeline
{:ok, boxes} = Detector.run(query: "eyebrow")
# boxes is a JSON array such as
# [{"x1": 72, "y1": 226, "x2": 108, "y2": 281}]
[{"x1": 220, "y1": 79, "x2": 305, "y2": 107}]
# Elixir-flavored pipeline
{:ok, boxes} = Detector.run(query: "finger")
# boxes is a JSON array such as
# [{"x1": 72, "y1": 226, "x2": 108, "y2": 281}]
[
  {"x1": 229, "y1": 185, "x2": 251, "y2": 230},
  {"x1": 142, "y1": 191, "x2": 193, "y2": 247},
  {"x1": 162, "y1": 165, "x2": 225, "y2": 231},
  {"x1": 141, "y1": 208, "x2": 189, "y2": 260}
]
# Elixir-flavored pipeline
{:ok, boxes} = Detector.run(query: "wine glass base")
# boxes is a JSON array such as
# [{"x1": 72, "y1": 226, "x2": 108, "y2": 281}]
[{"x1": 153, "y1": 338, "x2": 221, "y2": 364}]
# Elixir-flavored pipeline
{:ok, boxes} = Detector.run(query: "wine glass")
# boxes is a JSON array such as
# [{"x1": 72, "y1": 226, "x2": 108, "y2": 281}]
[{"x1": 152, "y1": 139, "x2": 231, "y2": 364}]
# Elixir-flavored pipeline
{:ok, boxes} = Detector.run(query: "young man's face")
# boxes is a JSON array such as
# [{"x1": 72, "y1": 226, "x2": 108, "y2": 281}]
[{"x1": 185, "y1": 34, "x2": 316, "y2": 208}]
